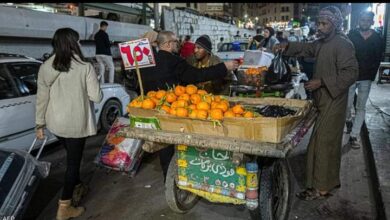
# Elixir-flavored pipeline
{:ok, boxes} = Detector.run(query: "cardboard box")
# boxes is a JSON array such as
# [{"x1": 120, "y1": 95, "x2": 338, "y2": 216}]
[
  {"x1": 127, "y1": 107, "x2": 159, "y2": 118},
  {"x1": 157, "y1": 97, "x2": 311, "y2": 143}
]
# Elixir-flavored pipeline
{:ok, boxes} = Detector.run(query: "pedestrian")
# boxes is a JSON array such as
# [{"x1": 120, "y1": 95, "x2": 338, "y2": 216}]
[
  {"x1": 186, "y1": 35, "x2": 232, "y2": 95},
  {"x1": 235, "y1": 30, "x2": 241, "y2": 38},
  {"x1": 345, "y1": 11, "x2": 384, "y2": 148},
  {"x1": 140, "y1": 31, "x2": 238, "y2": 182},
  {"x1": 288, "y1": 29, "x2": 300, "y2": 42},
  {"x1": 274, "y1": 6, "x2": 358, "y2": 200},
  {"x1": 36, "y1": 28, "x2": 102, "y2": 220},
  {"x1": 217, "y1": 37, "x2": 224, "y2": 51},
  {"x1": 276, "y1": 31, "x2": 288, "y2": 44},
  {"x1": 94, "y1": 21, "x2": 115, "y2": 84},
  {"x1": 259, "y1": 26, "x2": 279, "y2": 52},
  {"x1": 249, "y1": 31, "x2": 265, "y2": 50},
  {"x1": 179, "y1": 35, "x2": 195, "y2": 59}
]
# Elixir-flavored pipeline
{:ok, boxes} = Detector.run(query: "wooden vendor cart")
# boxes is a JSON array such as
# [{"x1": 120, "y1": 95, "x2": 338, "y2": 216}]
[{"x1": 119, "y1": 101, "x2": 317, "y2": 220}]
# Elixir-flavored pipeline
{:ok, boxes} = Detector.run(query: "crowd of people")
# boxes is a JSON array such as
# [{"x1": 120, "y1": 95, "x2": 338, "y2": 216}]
[{"x1": 34, "y1": 5, "x2": 384, "y2": 220}]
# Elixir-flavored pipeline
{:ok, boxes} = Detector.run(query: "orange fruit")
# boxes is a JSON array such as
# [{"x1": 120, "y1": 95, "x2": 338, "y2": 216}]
[
  {"x1": 216, "y1": 102, "x2": 229, "y2": 112},
  {"x1": 214, "y1": 96, "x2": 222, "y2": 102},
  {"x1": 189, "y1": 109, "x2": 198, "y2": 119},
  {"x1": 220, "y1": 99, "x2": 230, "y2": 107},
  {"x1": 197, "y1": 101, "x2": 210, "y2": 111},
  {"x1": 166, "y1": 92, "x2": 177, "y2": 103},
  {"x1": 169, "y1": 108, "x2": 177, "y2": 116},
  {"x1": 197, "y1": 89, "x2": 208, "y2": 95},
  {"x1": 235, "y1": 113, "x2": 243, "y2": 117},
  {"x1": 171, "y1": 101, "x2": 178, "y2": 109},
  {"x1": 244, "y1": 111, "x2": 254, "y2": 118},
  {"x1": 232, "y1": 104, "x2": 244, "y2": 114},
  {"x1": 185, "y1": 84, "x2": 198, "y2": 95},
  {"x1": 211, "y1": 101, "x2": 219, "y2": 109},
  {"x1": 141, "y1": 99, "x2": 156, "y2": 109},
  {"x1": 210, "y1": 109, "x2": 224, "y2": 120},
  {"x1": 190, "y1": 94, "x2": 202, "y2": 105},
  {"x1": 176, "y1": 100, "x2": 189, "y2": 108},
  {"x1": 203, "y1": 95, "x2": 213, "y2": 104},
  {"x1": 155, "y1": 90, "x2": 167, "y2": 99},
  {"x1": 176, "y1": 107, "x2": 189, "y2": 117},
  {"x1": 160, "y1": 105, "x2": 170, "y2": 113},
  {"x1": 224, "y1": 110, "x2": 235, "y2": 118},
  {"x1": 189, "y1": 104, "x2": 197, "y2": 110},
  {"x1": 147, "y1": 91, "x2": 156, "y2": 98},
  {"x1": 174, "y1": 85, "x2": 186, "y2": 96},
  {"x1": 178, "y1": 94, "x2": 190, "y2": 102},
  {"x1": 151, "y1": 97, "x2": 160, "y2": 106},
  {"x1": 129, "y1": 99, "x2": 142, "y2": 108},
  {"x1": 196, "y1": 109, "x2": 208, "y2": 120}
]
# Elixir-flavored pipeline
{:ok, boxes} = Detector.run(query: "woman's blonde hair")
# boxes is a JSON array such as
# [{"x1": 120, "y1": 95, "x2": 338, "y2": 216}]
[{"x1": 142, "y1": 30, "x2": 158, "y2": 44}]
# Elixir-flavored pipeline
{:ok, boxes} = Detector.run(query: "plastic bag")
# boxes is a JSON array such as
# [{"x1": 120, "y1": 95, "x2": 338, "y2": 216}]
[
  {"x1": 265, "y1": 51, "x2": 292, "y2": 85},
  {"x1": 95, "y1": 117, "x2": 144, "y2": 173}
]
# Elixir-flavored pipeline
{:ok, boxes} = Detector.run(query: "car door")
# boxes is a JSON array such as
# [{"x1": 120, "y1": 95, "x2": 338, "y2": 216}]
[{"x1": 0, "y1": 61, "x2": 53, "y2": 150}]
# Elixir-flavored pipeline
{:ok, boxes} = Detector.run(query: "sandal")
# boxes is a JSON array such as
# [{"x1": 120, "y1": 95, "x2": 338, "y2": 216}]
[{"x1": 296, "y1": 188, "x2": 332, "y2": 201}]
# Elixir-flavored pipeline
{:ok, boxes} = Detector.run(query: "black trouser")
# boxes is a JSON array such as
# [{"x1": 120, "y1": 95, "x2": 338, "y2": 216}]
[
  {"x1": 57, "y1": 136, "x2": 86, "y2": 200},
  {"x1": 159, "y1": 144, "x2": 174, "y2": 182}
]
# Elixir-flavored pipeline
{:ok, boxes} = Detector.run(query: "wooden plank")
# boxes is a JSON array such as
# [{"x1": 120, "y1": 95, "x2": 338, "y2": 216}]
[{"x1": 118, "y1": 108, "x2": 318, "y2": 158}]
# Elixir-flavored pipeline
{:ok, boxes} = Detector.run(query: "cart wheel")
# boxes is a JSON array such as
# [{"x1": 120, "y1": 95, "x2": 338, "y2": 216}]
[
  {"x1": 249, "y1": 159, "x2": 292, "y2": 220},
  {"x1": 165, "y1": 156, "x2": 199, "y2": 213}
]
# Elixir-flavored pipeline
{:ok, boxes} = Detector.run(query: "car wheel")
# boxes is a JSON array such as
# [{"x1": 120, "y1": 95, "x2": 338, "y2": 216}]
[{"x1": 100, "y1": 99, "x2": 122, "y2": 133}]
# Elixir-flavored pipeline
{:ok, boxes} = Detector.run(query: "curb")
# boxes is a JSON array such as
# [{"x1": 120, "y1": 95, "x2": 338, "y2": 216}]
[{"x1": 361, "y1": 122, "x2": 387, "y2": 220}]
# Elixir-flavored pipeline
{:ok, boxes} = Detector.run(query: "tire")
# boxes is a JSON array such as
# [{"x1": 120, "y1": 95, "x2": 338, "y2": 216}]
[
  {"x1": 250, "y1": 159, "x2": 292, "y2": 220},
  {"x1": 165, "y1": 155, "x2": 199, "y2": 213},
  {"x1": 100, "y1": 99, "x2": 122, "y2": 133}
]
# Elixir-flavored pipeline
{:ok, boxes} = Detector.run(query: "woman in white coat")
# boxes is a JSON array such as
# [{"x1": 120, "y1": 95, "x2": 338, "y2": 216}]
[{"x1": 35, "y1": 28, "x2": 102, "y2": 220}]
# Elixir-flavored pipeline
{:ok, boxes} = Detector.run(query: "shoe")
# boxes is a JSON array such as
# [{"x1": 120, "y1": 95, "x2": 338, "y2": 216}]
[
  {"x1": 345, "y1": 121, "x2": 353, "y2": 134},
  {"x1": 72, "y1": 183, "x2": 89, "y2": 207},
  {"x1": 56, "y1": 199, "x2": 85, "y2": 220},
  {"x1": 349, "y1": 136, "x2": 361, "y2": 149}
]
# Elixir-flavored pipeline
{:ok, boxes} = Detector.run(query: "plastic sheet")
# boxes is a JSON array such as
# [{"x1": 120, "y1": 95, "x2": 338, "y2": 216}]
[{"x1": 95, "y1": 117, "x2": 144, "y2": 173}]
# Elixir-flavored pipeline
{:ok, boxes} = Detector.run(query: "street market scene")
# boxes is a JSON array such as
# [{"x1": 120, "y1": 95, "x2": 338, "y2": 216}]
[{"x1": 0, "y1": 3, "x2": 389, "y2": 220}]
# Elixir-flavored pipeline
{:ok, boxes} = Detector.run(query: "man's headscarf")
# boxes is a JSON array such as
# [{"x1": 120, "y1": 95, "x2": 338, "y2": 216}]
[{"x1": 318, "y1": 6, "x2": 344, "y2": 32}]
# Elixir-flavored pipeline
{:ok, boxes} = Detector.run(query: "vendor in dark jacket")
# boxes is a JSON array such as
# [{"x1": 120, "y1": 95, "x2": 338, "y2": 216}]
[
  {"x1": 140, "y1": 30, "x2": 238, "y2": 181},
  {"x1": 141, "y1": 31, "x2": 237, "y2": 93}
]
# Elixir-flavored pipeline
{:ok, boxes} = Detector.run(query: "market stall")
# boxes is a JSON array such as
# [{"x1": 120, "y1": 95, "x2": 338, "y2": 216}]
[{"x1": 118, "y1": 85, "x2": 317, "y2": 219}]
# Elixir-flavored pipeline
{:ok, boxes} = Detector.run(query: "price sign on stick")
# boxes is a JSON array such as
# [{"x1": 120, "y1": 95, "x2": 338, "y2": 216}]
[
  {"x1": 119, "y1": 38, "x2": 156, "y2": 70},
  {"x1": 119, "y1": 38, "x2": 156, "y2": 98}
]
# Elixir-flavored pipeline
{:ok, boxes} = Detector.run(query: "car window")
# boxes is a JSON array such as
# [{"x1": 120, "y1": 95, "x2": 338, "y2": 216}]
[
  {"x1": 7, "y1": 62, "x2": 40, "y2": 96},
  {"x1": 0, "y1": 64, "x2": 20, "y2": 100},
  {"x1": 219, "y1": 43, "x2": 248, "y2": 52}
]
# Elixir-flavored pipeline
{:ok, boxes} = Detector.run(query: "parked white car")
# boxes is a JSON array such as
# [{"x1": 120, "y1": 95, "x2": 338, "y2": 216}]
[
  {"x1": 216, "y1": 41, "x2": 248, "y2": 62},
  {"x1": 0, "y1": 54, "x2": 135, "y2": 151}
]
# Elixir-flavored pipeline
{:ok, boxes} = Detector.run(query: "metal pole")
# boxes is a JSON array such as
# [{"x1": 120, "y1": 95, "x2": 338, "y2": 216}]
[
  {"x1": 142, "y1": 3, "x2": 147, "y2": 25},
  {"x1": 154, "y1": 3, "x2": 159, "y2": 30},
  {"x1": 78, "y1": 3, "x2": 84, "y2": 16}
]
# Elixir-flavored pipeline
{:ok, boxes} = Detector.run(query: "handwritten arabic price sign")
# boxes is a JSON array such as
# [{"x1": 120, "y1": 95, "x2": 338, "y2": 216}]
[
  {"x1": 119, "y1": 38, "x2": 156, "y2": 70},
  {"x1": 177, "y1": 146, "x2": 246, "y2": 196}
]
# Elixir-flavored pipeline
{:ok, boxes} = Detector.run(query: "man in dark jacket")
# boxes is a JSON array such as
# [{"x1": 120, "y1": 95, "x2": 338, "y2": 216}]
[
  {"x1": 94, "y1": 21, "x2": 114, "y2": 83},
  {"x1": 346, "y1": 11, "x2": 384, "y2": 148},
  {"x1": 140, "y1": 31, "x2": 238, "y2": 181},
  {"x1": 186, "y1": 35, "x2": 232, "y2": 95}
]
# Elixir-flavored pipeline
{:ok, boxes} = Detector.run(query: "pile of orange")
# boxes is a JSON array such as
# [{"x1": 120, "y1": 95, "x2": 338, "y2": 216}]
[
  {"x1": 245, "y1": 66, "x2": 268, "y2": 75},
  {"x1": 127, "y1": 84, "x2": 256, "y2": 120}
]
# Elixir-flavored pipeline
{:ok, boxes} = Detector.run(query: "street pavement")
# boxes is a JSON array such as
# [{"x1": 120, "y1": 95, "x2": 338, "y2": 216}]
[{"x1": 26, "y1": 122, "x2": 377, "y2": 220}]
